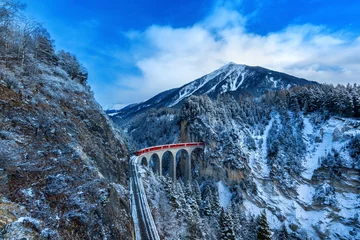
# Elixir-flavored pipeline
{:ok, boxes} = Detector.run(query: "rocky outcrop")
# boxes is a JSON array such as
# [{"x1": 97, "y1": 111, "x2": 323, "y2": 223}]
[{"x1": 0, "y1": 66, "x2": 132, "y2": 239}]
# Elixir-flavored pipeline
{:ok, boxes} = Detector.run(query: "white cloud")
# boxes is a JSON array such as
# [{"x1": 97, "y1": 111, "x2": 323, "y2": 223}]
[{"x1": 112, "y1": 5, "x2": 360, "y2": 106}]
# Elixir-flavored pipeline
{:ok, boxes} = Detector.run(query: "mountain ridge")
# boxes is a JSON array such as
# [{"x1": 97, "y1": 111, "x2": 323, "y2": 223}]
[{"x1": 109, "y1": 63, "x2": 317, "y2": 120}]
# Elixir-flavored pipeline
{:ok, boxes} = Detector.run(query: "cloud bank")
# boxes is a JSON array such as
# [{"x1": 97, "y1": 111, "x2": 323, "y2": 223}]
[{"x1": 108, "y1": 5, "x2": 360, "y2": 107}]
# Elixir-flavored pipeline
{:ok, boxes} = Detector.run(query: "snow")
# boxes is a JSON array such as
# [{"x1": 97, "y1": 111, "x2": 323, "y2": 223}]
[
  {"x1": 266, "y1": 76, "x2": 280, "y2": 88},
  {"x1": 111, "y1": 183, "x2": 128, "y2": 197},
  {"x1": 297, "y1": 184, "x2": 315, "y2": 204},
  {"x1": 302, "y1": 117, "x2": 313, "y2": 142},
  {"x1": 206, "y1": 64, "x2": 246, "y2": 94},
  {"x1": 336, "y1": 192, "x2": 360, "y2": 218},
  {"x1": 170, "y1": 63, "x2": 246, "y2": 106},
  {"x1": 242, "y1": 199, "x2": 262, "y2": 216},
  {"x1": 302, "y1": 116, "x2": 354, "y2": 179},
  {"x1": 239, "y1": 72, "x2": 246, "y2": 89},
  {"x1": 216, "y1": 181, "x2": 232, "y2": 209},
  {"x1": 21, "y1": 188, "x2": 34, "y2": 198},
  {"x1": 248, "y1": 113, "x2": 282, "y2": 179},
  {"x1": 15, "y1": 217, "x2": 41, "y2": 226},
  {"x1": 245, "y1": 114, "x2": 359, "y2": 238},
  {"x1": 169, "y1": 68, "x2": 222, "y2": 107},
  {"x1": 228, "y1": 66, "x2": 246, "y2": 92},
  {"x1": 257, "y1": 113, "x2": 280, "y2": 177}
]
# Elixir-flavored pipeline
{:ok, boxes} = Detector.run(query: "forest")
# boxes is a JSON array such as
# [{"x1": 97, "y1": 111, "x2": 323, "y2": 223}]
[{"x1": 0, "y1": 0, "x2": 87, "y2": 86}]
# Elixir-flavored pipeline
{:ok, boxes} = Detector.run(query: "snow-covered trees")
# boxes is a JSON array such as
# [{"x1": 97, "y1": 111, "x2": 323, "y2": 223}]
[
  {"x1": 348, "y1": 134, "x2": 360, "y2": 167},
  {"x1": 257, "y1": 210, "x2": 272, "y2": 240},
  {"x1": 277, "y1": 224, "x2": 289, "y2": 240},
  {"x1": 220, "y1": 208, "x2": 235, "y2": 240},
  {"x1": 294, "y1": 84, "x2": 359, "y2": 117},
  {"x1": 312, "y1": 183, "x2": 337, "y2": 207},
  {"x1": 0, "y1": 0, "x2": 87, "y2": 84},
  {"x1": 34, "y1": 27, "x2": 58, "y2": 65},
  {"x1": 58, "y1": 50, "x2": 88, "y2": 85},
  {"x1": 0, "y1": 0, "x2": 26, "y2": 67}
]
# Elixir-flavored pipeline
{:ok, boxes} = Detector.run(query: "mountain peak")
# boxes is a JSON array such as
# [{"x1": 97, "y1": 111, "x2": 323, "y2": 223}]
[
  {"x1": 110, "y1": 64, "x2": 318, "y2": 119},
  {"x1": 219, "y1": 61, "x2": 244, "y2": 70}
]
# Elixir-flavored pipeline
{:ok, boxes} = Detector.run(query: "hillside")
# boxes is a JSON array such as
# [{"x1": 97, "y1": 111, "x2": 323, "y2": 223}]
[
  {"x1": 0, "y1": 2, "x2": 132, "y2": 239},
  {"x1": 121, "y1": 84, "x2": 360, "y2": 239}
]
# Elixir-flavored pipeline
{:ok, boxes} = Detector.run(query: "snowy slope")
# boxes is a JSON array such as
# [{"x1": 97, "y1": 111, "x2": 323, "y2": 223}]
[
  {"x1": 110, "y1": 63, "x2": 317, "y2": 120},
  {"x1": 245, "y1": 114, "x2": 360, "y2": 239}
]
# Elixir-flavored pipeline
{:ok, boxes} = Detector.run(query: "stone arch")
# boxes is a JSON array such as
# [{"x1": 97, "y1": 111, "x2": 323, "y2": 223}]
[
  {"x1": 149, "y1": 153, "x2": 161, "y2": 175},
  {"x1": 176, "y1": 149, "x2": 190, "y2": 182},
  {"x1": 140, "y1": 157, "x2": 148, "y2": 167},
  {"x1": 190, "y1": 147, "x2": 204, "y2": 180},
  {"x1": 161, "y1": 151, "x2": 174, "y2": 179}
]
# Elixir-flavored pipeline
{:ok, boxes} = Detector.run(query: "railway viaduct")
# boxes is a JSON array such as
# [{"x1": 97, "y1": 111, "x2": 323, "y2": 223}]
[{"x1": 135, "y1": 142, "x2": 205, "y2": 182}]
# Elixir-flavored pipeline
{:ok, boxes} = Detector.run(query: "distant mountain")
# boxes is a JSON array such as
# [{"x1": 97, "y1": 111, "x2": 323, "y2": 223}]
[{"x1": 110, "y1": 62, "x2": 317, "y2": 119}]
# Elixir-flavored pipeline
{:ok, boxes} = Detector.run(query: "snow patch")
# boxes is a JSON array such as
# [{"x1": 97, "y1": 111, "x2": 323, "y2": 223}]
[
  {"x1": 216, "y1": 181, "x2": 232, "y2": 209},
  {"x1": 302, "y1": 116, "x2": 353, "y2": 179},
  {"x1": 21, "y1": 188, "x2": 34, "y2": 198},
  {"x1": 257, "y1": 113, "x2": 280, "y2": 177},
  {"x1": 297, "y1": 184, "x2": 315, "y2": 204}
]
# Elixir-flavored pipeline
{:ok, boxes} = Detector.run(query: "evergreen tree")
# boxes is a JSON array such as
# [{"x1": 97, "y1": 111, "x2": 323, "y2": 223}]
[
  {"x1": 229, "y1": 200, "x2": 241, "y2": 237},
  {"x1": 212, "y1": 185, "x2": 221, "y2": 215},
  {"x1": 202, "y1": 185, "x2": 213, "y2": 216},
  {"x1": 220, "y1": 208, "x2": 235, "y2": 240},
  {"x1": 203, "y1": 194, "x2": 212, "y2": 217},
  {"x1": 192, "y1": 180, "x2": 202, "y2": 208},
  {"x1": 257, "y1": 210, "x2": 272, "y2": 240},
  {"x1": 243, "y1": 214, "x2": 257, "y2": 240},
  {"x1": 278, "y1": 224, "x2": 289, "y2": 240}
]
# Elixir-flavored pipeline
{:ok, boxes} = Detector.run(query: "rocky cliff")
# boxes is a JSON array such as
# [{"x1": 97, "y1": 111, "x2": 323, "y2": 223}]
[{"x1": 0, "y1": 64, "x2": 133, "y2": 239}]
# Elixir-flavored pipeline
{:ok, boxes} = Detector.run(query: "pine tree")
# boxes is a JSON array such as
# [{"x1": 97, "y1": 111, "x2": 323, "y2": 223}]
[
  {"x1": 246, "y1": 214, "x2": 258, "y2": 240},
  {"x1": 229, "y1": 200, "x2": 241, "y2": 237},
  {"x1": 220, "y1": 208, "x2": 235, "y2": 240},
  {"x1": 203, "y1": 194, "x2": 212, "y2": 217},
  {"x1": 192, "y1": 180, "x2": 202, "y2": 208},
  {"x1": 182, "y1": 183, "x2": 204, "y2": 239},
  {"x1": 257, "y1": 210, "x2": 272, "y2": 240},
  {"x1": 202, "y1": 185, "x2": 213, "y2": 216},
  {"x1": 212, "y1": 185, "x2": 221, "y2": 215},
  {"x1": 278, "y1": 224, "x2": 289, "y2": 240}
]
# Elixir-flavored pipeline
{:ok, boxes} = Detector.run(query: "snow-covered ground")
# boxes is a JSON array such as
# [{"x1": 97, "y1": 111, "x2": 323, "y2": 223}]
[
  {"x1": 216, "y1": 181, "x2": 232, "y2": 209},
  {"x1": 244, "y1": 114, "x2": 360, "y2": 239},
  {"x1": 302, "y1": 116, "x2": 360, "y2": 179},
  {"x1": 249, "y1": 112, "x2": 280, "y2": 178}
]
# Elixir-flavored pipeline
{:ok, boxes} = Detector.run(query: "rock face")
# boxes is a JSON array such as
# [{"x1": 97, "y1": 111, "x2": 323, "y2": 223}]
[
  {"x1": 110, "y1": 62, "x2": 317, "y2": 120},
  {"x1": 0, "y1": 65, "x2": 132, "y2": 239}
]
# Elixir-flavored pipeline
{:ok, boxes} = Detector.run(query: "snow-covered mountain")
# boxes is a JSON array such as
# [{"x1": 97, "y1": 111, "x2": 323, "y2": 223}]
[
  {"x1": 109, "y1": 62, "x2": 317, "y2": 119},
  {"x1": 120, "y1": 83, "x2": 360, "y2": 239}
]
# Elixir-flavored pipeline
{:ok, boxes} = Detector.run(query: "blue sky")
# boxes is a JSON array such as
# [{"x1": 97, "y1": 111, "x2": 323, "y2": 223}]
[{"x1": 24, "y1": 0, "x2": 360, "y2": 108}]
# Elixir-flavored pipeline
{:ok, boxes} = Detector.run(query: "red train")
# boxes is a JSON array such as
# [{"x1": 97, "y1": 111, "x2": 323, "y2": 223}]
[{"x1": 135, "y1": 142, "x2": 205, "y2": 156}]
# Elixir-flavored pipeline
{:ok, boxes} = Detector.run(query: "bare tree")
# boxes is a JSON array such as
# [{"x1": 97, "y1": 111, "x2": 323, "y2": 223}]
[
  {"x1": 18, "y1": 16, "x2": 38, "y2": 67},
  {"x1": 0, "y1": 0, "x2": 26, "y2": 67}
]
